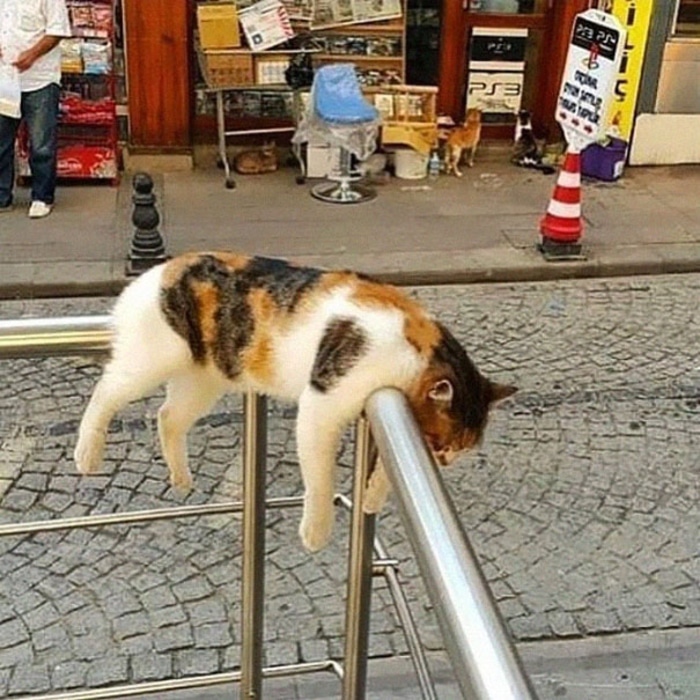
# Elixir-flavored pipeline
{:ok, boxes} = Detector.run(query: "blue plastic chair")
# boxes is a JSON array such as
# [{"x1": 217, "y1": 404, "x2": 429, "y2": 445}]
[{"x1": 309, "y1": 64, "x2": 379, "y2": 204}]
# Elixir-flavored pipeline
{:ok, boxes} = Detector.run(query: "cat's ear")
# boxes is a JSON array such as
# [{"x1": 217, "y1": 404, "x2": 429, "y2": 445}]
[
  {"x1": 489, "y1": 381, "x2": 517, "y2": 406},
  {"x1": 428, "y1": 379, "x2": 454, "y2": 405}
]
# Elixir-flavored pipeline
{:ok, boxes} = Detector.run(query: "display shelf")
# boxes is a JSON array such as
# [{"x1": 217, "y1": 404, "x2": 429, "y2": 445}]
[
  {"x1": 314, "y1": 54, "x2": 402, "y2": 61},
  {"x1": 17, "y1": 0, "x2": 120, "y2": 183}
]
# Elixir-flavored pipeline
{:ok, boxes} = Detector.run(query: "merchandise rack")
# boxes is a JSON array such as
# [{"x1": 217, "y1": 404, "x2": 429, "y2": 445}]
[{"x1": 17, "y1": 0, "x2": 119, "y2": 184}]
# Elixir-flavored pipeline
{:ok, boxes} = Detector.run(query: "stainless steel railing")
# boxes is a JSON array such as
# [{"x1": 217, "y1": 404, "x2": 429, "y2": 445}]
[{"x1": 0, "y1": 315, "x2": 536, "y2": 699}]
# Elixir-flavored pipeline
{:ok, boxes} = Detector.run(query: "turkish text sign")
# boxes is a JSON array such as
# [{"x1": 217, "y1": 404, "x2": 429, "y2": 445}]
[{"x1": 556, "y1": 9, "x2": 626, "y2": 147}]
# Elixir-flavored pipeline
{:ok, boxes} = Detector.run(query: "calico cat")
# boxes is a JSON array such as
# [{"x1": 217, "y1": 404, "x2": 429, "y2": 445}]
[
  {"x1": 233, "y1": 142, "x2": 278, "y2": 175},
  {"x1": 511, "y1": 110, "x2": 555, "y2": 175},
  {"x1": 445, "y1": 108, "x2": 482, "y2": 177},
  {"x1": 75, "y1": 253, "x2": 516, "y2": 552}
]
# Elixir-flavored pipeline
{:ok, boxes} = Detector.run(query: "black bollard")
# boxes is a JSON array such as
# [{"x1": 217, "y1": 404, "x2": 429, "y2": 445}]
[{"x1": 127, "y1": 172, "x2": 167, "y2": 276}]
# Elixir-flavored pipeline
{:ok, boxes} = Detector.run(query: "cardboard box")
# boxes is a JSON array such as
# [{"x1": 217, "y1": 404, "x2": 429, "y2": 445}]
[
  {"x1": 197, "y1": 3, "x2": 241, "y2": 49},
  {"x1": 201, "y1": 51, "x2": 254, "y2": 87}
]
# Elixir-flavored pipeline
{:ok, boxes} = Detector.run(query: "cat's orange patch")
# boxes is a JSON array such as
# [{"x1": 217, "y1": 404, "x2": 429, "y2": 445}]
[
  {"x1": 161, "y1": 253, "x2": 205, "y2": 287},
  {"x1": 215, "y1": 252, "x2": 251, "y2": 271},
  {"x1": 350, "y1": 280, "x2": 440, "y2": 355},
  {"x1": 243, "y1": 288, "x2": 277, "y2": 383},
  {"x1": 192, "y1": 280, "x2": 220, "y2": 346}
]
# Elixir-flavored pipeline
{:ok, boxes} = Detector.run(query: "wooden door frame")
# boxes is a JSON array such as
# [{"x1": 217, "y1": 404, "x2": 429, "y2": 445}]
[
  {"x1": 123, "y1": 0, "x2": 193, "y2": 151},
  {"x1": 438, "y1": 0, "x2": 590, "y2": 138}
]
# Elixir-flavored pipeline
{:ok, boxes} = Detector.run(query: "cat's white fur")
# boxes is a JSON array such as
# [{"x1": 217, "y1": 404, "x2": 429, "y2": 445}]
[{"x1": 75, "y1": 263, "x2": 426, "y2": 551}]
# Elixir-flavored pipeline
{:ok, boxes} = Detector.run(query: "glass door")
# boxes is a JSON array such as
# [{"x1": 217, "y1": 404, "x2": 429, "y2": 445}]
[{"x1": 438, "y1": 0, "x2": 550, "y2": 137}]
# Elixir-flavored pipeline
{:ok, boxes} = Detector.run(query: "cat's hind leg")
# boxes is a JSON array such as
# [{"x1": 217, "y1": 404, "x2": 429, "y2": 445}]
[
  {"x1": 468, "y1": 142, "x2": 477, "y2": 167},
  {"x1": 75, "y1": 265, "x2": 194, "y2": 476},
  {"x1": 157, "y1": 369, "x2": 224, "y2": 491},
  {"x1": 75, "y1": 361, "x2": 174, "y2": 475},
  {"x1": 452, "y1": 147, "x2": 463, "y2": 177}
]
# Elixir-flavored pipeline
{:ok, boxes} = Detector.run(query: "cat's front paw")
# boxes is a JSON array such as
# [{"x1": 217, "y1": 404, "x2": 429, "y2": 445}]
[
  {"x1": 299, "y1": 510, "x2": 333, "y2": 552},
  {"x1": 74, "y1": 430, "x2": 105, "y2": 474},
  {"x1": 169, "y1": 468, "x2": 193, "y2": 493}
]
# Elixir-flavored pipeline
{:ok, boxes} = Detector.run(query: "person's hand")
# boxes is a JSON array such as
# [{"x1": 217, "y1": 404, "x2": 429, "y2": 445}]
[{"x1": 13, "y1": 49, "x2": 38, "y2": 72}]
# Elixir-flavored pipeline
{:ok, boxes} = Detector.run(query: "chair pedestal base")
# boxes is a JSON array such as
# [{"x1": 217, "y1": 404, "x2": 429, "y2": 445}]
[{"x1": 311, "y1": 180, "x2": 376, "y2": 204}]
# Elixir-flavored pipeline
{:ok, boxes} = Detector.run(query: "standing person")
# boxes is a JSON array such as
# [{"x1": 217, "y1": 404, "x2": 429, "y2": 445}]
[{"x1": 0, "y1": 0, "x2": 71, "y2": 218}]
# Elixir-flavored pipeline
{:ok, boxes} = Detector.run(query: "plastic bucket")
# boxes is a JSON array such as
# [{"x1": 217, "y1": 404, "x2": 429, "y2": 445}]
[{"x1": 393, "y1": 148, "x2": 428, "y2": 179}]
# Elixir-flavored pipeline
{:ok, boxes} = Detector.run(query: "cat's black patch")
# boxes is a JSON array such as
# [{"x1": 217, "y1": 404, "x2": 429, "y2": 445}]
[
  {"x1": 160, "y1": 254, "x2": 325, "y2": 380},
  {"x1": 310, "y1": 317, "x2": 368, "y2": 393},
  {"x1": 160, "y1": 284, "x2": 208, "y2": 364},
  {"x1": 242, "y1": 256, "x2": 324, "y2": 311},
  {"x1": 434, "y1": 323, "x2": 490, "y2": 431}
]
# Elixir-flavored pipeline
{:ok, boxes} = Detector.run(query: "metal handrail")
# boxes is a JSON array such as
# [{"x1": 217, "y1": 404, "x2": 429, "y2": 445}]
[
  {"x1": 366, "y1": 389, "x2": 537, "y2": 699},
  {"x1": 0, "y1": 315, "x2": 537, "y2": 699}
]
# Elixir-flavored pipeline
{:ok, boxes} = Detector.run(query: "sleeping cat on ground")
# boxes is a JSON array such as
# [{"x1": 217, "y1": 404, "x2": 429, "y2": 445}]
[
  {"x1": 75, "y1": 253, "x2": 516, "y2": 552},
  {"x1": 233, "y1": 142, "x2": 278, "y2": 175},
  {"x1": 444, "y1": 108, "x2": 482, "y2": 177}
]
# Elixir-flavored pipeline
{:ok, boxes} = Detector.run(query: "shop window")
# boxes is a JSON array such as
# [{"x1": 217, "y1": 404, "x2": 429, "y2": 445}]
[
  {"x1": 674, "y1": 0, "x2": 700, "y2": 36},
  {"x1": 466, "y1": 0, "x2": 547, "y2": 13},
  {"x1": 406, "y1": 0, "x2": 441, "y2": 85}
]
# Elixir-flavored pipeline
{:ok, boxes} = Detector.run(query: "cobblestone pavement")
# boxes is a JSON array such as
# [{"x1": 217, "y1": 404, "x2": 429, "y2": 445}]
[{"x1": 1, "y1": 273, "x2": 699, "y2": 696}]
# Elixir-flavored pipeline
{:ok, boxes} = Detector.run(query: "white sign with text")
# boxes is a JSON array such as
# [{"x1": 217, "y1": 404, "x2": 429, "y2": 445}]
[{"x1": 556, "y1": 9, "x2": 626, "y2": 149}]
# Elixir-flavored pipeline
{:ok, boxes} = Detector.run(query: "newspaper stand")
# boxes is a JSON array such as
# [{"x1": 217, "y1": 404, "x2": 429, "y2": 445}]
[
  {"x1": 539, "y1": 9, "x2": 625, "y2": 260},
  {"x1": 198, "y1": 48, "x2": 316, "y2": 189}
]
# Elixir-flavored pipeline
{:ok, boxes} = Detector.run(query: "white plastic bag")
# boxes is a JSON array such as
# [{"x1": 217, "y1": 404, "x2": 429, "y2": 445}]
[{"x1": 0, "y1": 63, "x2": 21, "y2": 119}]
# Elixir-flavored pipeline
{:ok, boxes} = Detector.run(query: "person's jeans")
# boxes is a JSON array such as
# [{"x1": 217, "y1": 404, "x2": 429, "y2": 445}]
[{"x1": 0, "y1": 83, "x2": 60, "y2": 207}]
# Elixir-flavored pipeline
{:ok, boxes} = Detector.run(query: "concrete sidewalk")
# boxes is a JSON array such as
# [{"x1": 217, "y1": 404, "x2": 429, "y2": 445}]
[
  {"x1": 0, "y1": 156, "x2": 699, "y2": 298},
  {"x1": 129, "y1": 627, "x2": 700, "y2": 699}
]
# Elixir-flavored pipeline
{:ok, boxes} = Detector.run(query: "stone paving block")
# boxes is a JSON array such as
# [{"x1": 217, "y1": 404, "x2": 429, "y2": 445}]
[
  {"x1": 177, "y1": 648, "x2": 220, "y2": 676},
  {"x1": 131, "y1": 651, "x2": 173, "y2": 682},
  {"x1": 86, "y1": 656, "x2": 129, "y2": 687},
  {"x1": 9, "y1": 662, "x2": 51, "y2": 694},
  {"x1": 52, "y1": 660, "x2": 88, "y2": 689}
]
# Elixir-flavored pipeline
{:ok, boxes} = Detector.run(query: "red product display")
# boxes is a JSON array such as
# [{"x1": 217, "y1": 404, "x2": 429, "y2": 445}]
[{"x1": 17, "y1": 0, "x2": 119, "y2": 183}]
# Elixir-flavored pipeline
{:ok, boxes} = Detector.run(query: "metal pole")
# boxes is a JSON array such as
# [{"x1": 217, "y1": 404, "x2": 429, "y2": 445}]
[
  {"x1": 365, "y1": 388, "x2": 537, "y2": 700},
  {"x1": 0, "y1": 497, "x2": 303, "y2": 538},
  {"x1": 241, "y1": 392, "x2": 267, "y2": 699},
  {"x1": 341, "y1": 416, "x2": 376, "y2": 700},
  {"x1": 0, "y1": 316, "x2": 112, "y2": 358}
]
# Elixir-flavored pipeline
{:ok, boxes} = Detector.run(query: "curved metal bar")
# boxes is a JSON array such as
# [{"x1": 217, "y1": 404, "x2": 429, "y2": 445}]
[
  {"x1": 0, "y1": 315, "x2": 113, "y2": 358},
  {"x1": 365, "y1": 388, "x2": 537, "y2": 700}
]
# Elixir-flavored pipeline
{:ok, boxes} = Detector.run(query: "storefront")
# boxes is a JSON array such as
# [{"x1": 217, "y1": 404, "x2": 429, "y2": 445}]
[
  {"x1": 629, "y1": 0, "x2": 700, "y2": 164},
  {"x1": 117, "y1": 0, "x2": 590, "y2": 157}
]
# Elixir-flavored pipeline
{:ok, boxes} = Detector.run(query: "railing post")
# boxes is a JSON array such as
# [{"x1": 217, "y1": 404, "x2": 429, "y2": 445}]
[
  {"x1": 365, "y1": 389, "x2": 537, "y2": 700},
  {"x1": 342, "y1": 415, "x2": 376, "y2": 700},
  {"x1": 241, "y1": 392, "x2": 267, "y2": 699}
]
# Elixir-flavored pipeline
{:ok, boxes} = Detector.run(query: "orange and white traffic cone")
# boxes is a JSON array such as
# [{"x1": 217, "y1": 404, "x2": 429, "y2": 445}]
[{"x1": 539, "y1": 148, "x2": 583, "y2": 257}]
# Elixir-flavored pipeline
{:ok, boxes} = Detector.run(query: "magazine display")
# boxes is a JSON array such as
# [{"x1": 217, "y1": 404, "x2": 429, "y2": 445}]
[
  {"x1": 311, "y1": 0, "x2": 402, "y2": 30},
  {"x1": 239, "y1": 0, "x2": 295, "y2": 51}
]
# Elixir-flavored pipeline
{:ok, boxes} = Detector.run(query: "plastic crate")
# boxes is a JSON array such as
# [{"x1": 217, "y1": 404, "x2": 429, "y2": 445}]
[{"x1": 581, "y1": 137, "x2": 628, "y2": 182}]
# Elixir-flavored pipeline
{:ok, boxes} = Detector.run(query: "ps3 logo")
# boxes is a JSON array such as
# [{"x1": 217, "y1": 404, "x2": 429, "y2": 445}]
[{"x1": 469, "y1": 81, "x2": 522, "y2": 97}]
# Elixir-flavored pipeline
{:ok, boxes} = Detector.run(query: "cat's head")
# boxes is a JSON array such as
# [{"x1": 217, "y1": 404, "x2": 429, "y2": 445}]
[
  {"x1": 465, "y1": 108, "x2": 482, "y2": 125},
  {"x1": 407, "y1": 324, "x2": 516, "y2": 466},
  {"x1": 517, "y1": 109, "x2": 532, "y2": 126},
  {"x1": 261, "y1": 141, "x2": 277, "y2": 155}
]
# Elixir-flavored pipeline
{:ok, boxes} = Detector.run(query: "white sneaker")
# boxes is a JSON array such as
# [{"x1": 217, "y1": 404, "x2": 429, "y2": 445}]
[{"x1": 28, "y1": 201, "x2": 53, "y2": 219}]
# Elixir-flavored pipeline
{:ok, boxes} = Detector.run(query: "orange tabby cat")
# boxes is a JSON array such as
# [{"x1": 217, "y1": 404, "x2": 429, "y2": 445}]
[
  {"x1": 445, "y1": 108, "x2": 482, "y2": 177},
  {"x1": 75, "y1": 252, "x2": 516, "y2": 552},
  {"x1": 233, "y1": 142, "x2": 278, "y2": 175}
]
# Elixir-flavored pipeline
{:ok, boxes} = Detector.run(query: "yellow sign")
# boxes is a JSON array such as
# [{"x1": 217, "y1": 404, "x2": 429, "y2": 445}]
[{"x1": 605, "y1": 0, "x2": 653, "y2": 141}]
